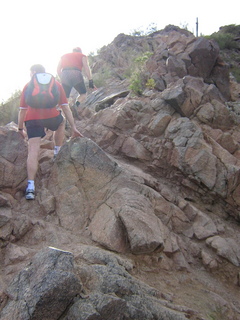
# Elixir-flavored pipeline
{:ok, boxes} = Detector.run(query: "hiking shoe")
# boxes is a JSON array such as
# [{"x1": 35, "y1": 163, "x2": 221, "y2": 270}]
[{"x1": 25, "y1": 189, "x2": 35, "y2": 200}]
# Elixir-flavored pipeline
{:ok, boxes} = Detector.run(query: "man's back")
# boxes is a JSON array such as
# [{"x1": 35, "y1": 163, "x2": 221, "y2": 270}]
[{"x1": 58, "y1": 52, "x2": 85, "y2": 74}]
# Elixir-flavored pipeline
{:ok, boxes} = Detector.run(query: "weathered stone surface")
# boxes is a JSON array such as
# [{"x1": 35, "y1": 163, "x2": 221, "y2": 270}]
[
  {"x1": 4, "y1": 243, "x2": 30, "y2": 266},
  {"x1": 0, "y1": 207, "x2": 14, "y2": 244},
  {"x1": 63, "y1": 294, "x2": 127, "y2": 320},
  {"x1": 48, "y1": 137, "x2": 122, "y2": 217},
  {"x1": 70, "y1": 245, "x2": 189, "y2": 320},
  {"x1": 1, "y1": 247, "x2": 81, "y2": 320},
  {"x1": 121, "y1": 136, "x2": 152, "y2": 160},
  {"x1": 161, "y1": 81, "x2": 186, "y2": 116},
  {"x1": 0, "y1": 128, "x2": 27, "y2": 189},
  {"x1": 192, "y1": 212, "x2": 218, "y2": 240},
  {"x1": 165, "y1": 117, "x2": 218, "y2": 189},
  {"x1": 211, "y1": 58, "x2": 231, "y2": 100},
  {"x1": 0, "y1": 193, "x2": 12, "y2": 208},
  {"x1": 196, "y1": 102, "x2": 215, "y2": 124},
  {"x1": 149, "y1": 113, "x2": 172, "y2": 136},
  {"x1": 48, "y1": 139, "x2": 163, "y2": 255},
  {"x1": 88, "y1": 203, "x2": 128, "y2": 253},
  {"x1": 0, "y1": 208, "x2": 12, "y2": 228},
  {"x1": 181, "y1": 76, "x2": 206, "y2": 117},
  {"x1": 217, "y1": 132, "x2": 238, "y2": 154},
  {"x1": 116, "y1": 188, "x2": 164, "y2": 254},
  {"x1": 95, "y1": 90, "x2": 129, "y2": 112},
  {"x1": 206, "y1": 236, "x2": 240, "y2": 266},
  {"x1": 187, "y1": 37, "x2": 219, "y2": 79},
  {"x1": 166, "y1": 55, "x2": 187, "y2": 78}
]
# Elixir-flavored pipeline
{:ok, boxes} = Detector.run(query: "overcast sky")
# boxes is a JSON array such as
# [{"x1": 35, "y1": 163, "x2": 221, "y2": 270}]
[{"x1": 0, "y1": 0, "x2": 239, "y2": 102}]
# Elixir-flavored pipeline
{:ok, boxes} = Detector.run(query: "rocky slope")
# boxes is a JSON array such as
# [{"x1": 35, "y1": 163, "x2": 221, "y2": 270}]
[{"x1": 1, "y1": 26, "x2": 240, "y2": 320}]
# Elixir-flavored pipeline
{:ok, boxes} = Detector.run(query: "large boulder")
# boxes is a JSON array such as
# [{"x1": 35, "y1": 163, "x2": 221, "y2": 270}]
[
  {"x1": 1, "y1": 247, "x2": 82, "y2": 320},
  {"x1": 186, "y1": 37, "x2": 219, "y2": 79},
  {"x1": 47, "y1": 138, "x2": 165, "y2": 255},
  {"x1": 0, "y1": 126, "x2": 27, "y2": 192}
]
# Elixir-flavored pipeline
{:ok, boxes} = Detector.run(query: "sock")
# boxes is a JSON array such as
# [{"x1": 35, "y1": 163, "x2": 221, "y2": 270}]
[
  {"x1": 27, "y1": 180, "x2": 35, "y2": 191},
  {"x1": 76, "y1": 101, "x2": 80, "y2": 107},
  {"x1": 54, "y1": 146, "x2": 61, "y2": 155}
]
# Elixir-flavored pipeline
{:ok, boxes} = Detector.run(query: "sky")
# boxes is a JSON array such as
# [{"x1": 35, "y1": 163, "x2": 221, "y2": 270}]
[{"x1": 0, "y1": 0, "x2": 239, "y2": 103}]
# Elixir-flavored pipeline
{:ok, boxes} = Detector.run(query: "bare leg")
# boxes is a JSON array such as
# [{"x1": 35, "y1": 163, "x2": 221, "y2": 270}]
[
  {"x1": 76, "y1": 93, "x2": 86, "y2": 104},
  {"x1": 27, "y1": 137, "x2": 41, "y2": 180},
  {"x1": 53, "y1": 117, "x2": 66, "y2": 147}
]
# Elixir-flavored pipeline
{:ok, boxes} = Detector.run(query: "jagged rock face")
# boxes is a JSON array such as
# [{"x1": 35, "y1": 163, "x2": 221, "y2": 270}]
[
  {"x1": 82, "y1": 92, "x2": 240, "y2": 218},
  {"x1": 0, "y1": 248, "x2": 81, "y2": 320},
  {"x1": 0, "y1": 127, "x2": 27, "y2": 191},
  {"x1": 93, "y1": 26, "x2": 230, "y2": 100},
  {"x1": 1, "y1": 27, "x2": 240, "y2": 320},
  {"x1": 47, "y1": 138, "x2": 165, "y2": 255}
]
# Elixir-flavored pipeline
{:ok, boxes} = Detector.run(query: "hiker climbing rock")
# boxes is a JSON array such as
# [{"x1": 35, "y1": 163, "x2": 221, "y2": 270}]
[
  {"x1": 57, "y1": 47, "x2": 95, "y2": 109},
  {"x1": 18, "y1": 64, "x2": 83, "y2": 200}
]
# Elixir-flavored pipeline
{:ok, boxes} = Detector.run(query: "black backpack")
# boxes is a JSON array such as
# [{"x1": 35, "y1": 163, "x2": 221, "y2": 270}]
[{"x1": 25, "y1": 73, "x2": 60, "y2": 109}]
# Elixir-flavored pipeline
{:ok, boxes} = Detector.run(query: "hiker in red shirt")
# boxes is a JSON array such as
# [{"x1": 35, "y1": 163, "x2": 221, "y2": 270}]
[
  {"x1": 18, "y1": 64, "x2": 83, "y2": 200},
  {"x1": 57, "y1": 47, "x2": 95, "y2": 108}
]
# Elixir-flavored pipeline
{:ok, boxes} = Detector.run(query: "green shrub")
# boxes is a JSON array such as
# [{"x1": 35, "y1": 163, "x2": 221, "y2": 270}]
[
  {"x1": 135, "y1": 51, "x2": 153, "y2": 65},
  {"x1": 6, "y1": 89, "x2": 21, "y2": 102},
  {"x1": 128, "y1": 51, "x2": 154, "y2": 95},
  {"x1": 231, "y1": 67, "x2": 240, "y2": 82},
  {"x1": 146, "y1": 78, "x2": 156, "y2": 89},
  {"x1": 218, "y1": 24, "x2": 240, "y2": 37},
  {"x1": 93, "y1": 68, "x2": 112, "y2": 88},
  {"x1": 129, "y1": 72, "x2": 143, "y2": 95},
  {"x1": 0, "y1": 95, "x2": 20, "y2": 125},
  {"x1": 130, "y1": 23, "x2": 157, "y2": 36},
  {"x1": 206, "y1": 32, "x2": 238, "y2": 50}
]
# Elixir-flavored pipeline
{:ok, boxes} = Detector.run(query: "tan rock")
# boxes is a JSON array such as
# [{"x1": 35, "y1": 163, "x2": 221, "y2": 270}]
[
  {"x1": 193, "y1": 212, "x2": 217, "y2": 240},
  {"x1": 89, "y1": 203, "x2": 128, "y2": 253},
  {"x1": 121, "y1": 137, "x2": 152, "y2": 160},
  {"x1": 206, "y1": 236, "x2": 240, "y2": 266}
]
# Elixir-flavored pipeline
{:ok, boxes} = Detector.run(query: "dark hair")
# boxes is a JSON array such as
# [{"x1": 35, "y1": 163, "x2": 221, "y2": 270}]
[{"x1": 30, "y1": 64, "x2": 45, "y2": 73}]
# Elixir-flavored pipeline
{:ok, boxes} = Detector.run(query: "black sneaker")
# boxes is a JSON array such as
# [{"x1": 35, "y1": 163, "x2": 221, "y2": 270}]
[{"x1": 25, "y1": 189, "x2": 35, "y2": 200}]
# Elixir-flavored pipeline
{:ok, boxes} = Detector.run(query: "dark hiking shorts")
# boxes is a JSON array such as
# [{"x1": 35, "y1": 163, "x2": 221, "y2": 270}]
[
  {"x1": 25, "y1": 113, "x2": 64, "y2": 139},
  {"x1": 60, "y1": 69, "x2": 87, "y2": 98}
]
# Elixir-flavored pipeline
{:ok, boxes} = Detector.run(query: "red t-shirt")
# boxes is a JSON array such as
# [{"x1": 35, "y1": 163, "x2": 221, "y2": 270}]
[
  {"x1": 20, "y1": 80, "x2": 68, "y2": 121},
  {"x1": 57, "y1": 52, "x2": 86, "y2": 75}
]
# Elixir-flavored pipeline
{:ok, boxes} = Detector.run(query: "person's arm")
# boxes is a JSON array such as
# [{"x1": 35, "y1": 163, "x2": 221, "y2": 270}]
[
  {"x1": 82, "y1": 56, "x2": 92, "y2": 80},
  {"x1": 57, "y1": 59, "x2": 62, "y2": 77},
  {"x1": 82, "y1": 56, "x2": 96, "y2": 89},
  {"x1": 18, "y1": 108, "x2": 27, "y2": 137},
  {"x1": 61, "y1": 104, "x2": 83, "y2": 138},
  {"x1": 18, "y1": 86, "x2": 28, "y2": 137},
  {"x1": 18, "y1": 84, "x2": 29, "y2": 127}
]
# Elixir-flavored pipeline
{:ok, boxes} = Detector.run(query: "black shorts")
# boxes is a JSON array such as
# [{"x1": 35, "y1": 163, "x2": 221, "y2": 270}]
[
  {"x1": 62, "y1": 82, "x2": 87, "y2": 98},
  {"x1": 60, "y1": 70, "x2": 87, "y2": 98},
  {"x1": 25, "y1": 113, "x2": 64, "y2": 139}
]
